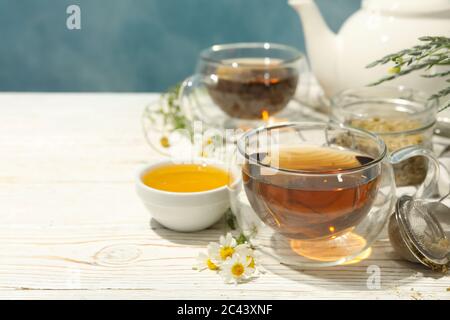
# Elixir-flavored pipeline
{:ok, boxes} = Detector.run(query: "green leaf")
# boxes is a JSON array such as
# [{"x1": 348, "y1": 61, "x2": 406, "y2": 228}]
[
  {"x1": 366, "y1": 36, "x2": 449, "y2": 111},
  {"x1": 422, "y1": 70, "x2": 450, "y2": 78},
  {"x1": 225, "y1": 210, "x2": 237, "y2": 230},
  {"x1": 235, "y1": 233, "x2": 249, "y2": 245},
  {"x1": 438, "y1": 100, "x2": 450, "y2": 112}
]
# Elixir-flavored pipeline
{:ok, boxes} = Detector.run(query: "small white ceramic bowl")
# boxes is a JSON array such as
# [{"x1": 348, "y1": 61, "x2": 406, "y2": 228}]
[{"x1": 136, "y1": 158, "x2": 233, "y2": 232}]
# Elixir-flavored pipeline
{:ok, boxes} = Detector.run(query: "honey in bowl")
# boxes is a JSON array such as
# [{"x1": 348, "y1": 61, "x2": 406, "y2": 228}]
[{"x1": 142, "y1": 164, "x2": 229, "y2": 193}]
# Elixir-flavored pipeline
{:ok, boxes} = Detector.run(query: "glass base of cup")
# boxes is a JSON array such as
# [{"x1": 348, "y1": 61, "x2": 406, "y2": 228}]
[
  {"x1": 222, "y1": 99, "x2": 328, "y2": 130},
  {"x1": 189, "y1": 94, "x2": 327, "y2": 130},
  {"x1": 252, "y1": 225, "x2": 372, "y2": 268}
]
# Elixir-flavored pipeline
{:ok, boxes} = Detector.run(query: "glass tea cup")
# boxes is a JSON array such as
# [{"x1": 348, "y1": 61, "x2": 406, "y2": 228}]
[
  {"x1": 228, "y1": 122, "x2": 440, "y2": 267},
  {"x1": 179, "y1": 43, "x2": 308, "y2": 129}
]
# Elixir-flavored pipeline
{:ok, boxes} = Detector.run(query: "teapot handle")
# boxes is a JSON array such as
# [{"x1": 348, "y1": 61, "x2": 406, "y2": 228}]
[{"x1": 389, "y1": 146, "x2": 440, "y2": 200}]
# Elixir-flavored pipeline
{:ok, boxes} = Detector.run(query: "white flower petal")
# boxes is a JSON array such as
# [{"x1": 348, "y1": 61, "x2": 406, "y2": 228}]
[
  {"x1": 193, "y1": 252, "x2": 209, "y2": 271},
  {"x1": 235, "y1": 244, "x2": 252, "y2": 262},
  {"x1": 207, "y1": 242, "x2": 221, "y2": 263},
  {"x1": 219, "y1": 265, "x2": 233, "y2": 283},
  {"x1": 221, "y1": 233, "x2": 236, "y2": 248},
  {"x1": 229, "y1": 235, "x2": 237, "y2": 247}
]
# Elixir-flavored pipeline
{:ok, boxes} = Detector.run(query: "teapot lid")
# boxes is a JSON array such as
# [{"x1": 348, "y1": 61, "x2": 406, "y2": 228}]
[{"x1": 363, "y1": 0, "x2": 450, "y2": 15}]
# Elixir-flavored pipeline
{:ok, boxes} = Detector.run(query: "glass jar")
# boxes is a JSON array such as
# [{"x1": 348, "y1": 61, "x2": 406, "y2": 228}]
[{"x1": 331, "y1": 86, "x2": 438, "y2": 186}]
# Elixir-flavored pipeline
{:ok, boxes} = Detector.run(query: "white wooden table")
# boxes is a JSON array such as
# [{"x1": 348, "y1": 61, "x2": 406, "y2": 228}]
[{"x1": 0, "y1": 93, "x2": 449, "y2": 300}]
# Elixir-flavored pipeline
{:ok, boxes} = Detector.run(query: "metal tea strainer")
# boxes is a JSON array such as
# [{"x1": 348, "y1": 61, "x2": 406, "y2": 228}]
[{"x1": 389, "y1": 193, "x2": 450, "y2": 272}]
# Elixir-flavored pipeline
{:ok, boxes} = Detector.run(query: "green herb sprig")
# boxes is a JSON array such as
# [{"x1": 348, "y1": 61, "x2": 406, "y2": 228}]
[
  {"x1": 159, "y1": 83, "x2": 192, "y2": 133},
  {"x1": 367, "y1": 36, "x2": 450, "y2": 111},
  {"x1": 143, "y1": 83, "x2": 192, "y2": 148}
]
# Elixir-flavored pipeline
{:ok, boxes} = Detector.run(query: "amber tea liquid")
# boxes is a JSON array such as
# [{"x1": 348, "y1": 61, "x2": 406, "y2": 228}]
[{"x1": 243, "y1": 146, "x2": 380, "y2": 240}]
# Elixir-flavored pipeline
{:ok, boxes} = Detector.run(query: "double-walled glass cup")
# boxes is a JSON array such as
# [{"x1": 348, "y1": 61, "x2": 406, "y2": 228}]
[
  {"x1": 228, "y1": 122, "x2": 440, "y2": 267},
  {"x1": 179, "y1": 43, "x2": 308, "y2": 129}
]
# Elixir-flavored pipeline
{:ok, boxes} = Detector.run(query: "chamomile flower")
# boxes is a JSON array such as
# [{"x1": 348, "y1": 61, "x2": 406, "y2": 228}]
[
  {"x1": 220, "y1": 253, "x2": 255, "y2": 284},
  {"x1": 208, "y1": 233, "x2": 238, "y2": 262},
  {"x1": 194, "y1": 252, "x2": 219, "y2": 271},
  {"x1": 193, "y1": 232, "x2": 260, "y2": 284}
]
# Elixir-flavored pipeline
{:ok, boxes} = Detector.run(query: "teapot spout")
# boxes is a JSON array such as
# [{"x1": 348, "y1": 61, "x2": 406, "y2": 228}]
[{"x1": 288, "y1": 0, "x2": 338, "y2": 96}]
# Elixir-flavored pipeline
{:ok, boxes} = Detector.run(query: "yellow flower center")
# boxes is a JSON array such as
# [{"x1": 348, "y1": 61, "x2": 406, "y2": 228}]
[
  {"x1": 231, "y1": 263, "x2": 245, "y2": 277},
  {"x1": 160, "y1": 136, "x2": 170, "y2": 148},
  {"x1": 248, "y1": 256, "x2": 255, "y2": 269},
  {"x1": 207, "y1": 259, "x2": 218, "y2": 271},
  {"x1": 220, "y1": 246, "x2": 234, "y2": 260}
]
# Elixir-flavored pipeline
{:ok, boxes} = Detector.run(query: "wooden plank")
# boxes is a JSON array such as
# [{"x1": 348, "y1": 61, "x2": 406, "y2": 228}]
[{"x1": 0, "y1": 223, "x2": 449, "y2": 299}]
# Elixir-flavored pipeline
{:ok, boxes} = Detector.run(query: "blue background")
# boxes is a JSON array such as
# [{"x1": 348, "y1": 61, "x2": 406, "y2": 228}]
[{"x1": 0, "y1": 0, "x2": 360, "y2": 92}]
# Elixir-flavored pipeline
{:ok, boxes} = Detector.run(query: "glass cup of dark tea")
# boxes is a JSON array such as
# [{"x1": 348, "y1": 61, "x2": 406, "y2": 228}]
[
  {"x1": 179, "y1": 43, "x2": 308, "y2": 129},
  {"x1": 228, "y1": 122, "x2": 440, "y2": 267}
]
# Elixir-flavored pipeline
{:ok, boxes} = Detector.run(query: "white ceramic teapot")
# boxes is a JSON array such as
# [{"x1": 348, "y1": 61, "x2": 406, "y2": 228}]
[{"x1": 288, "y1": 0, "x2": 450, "y2": 98}]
